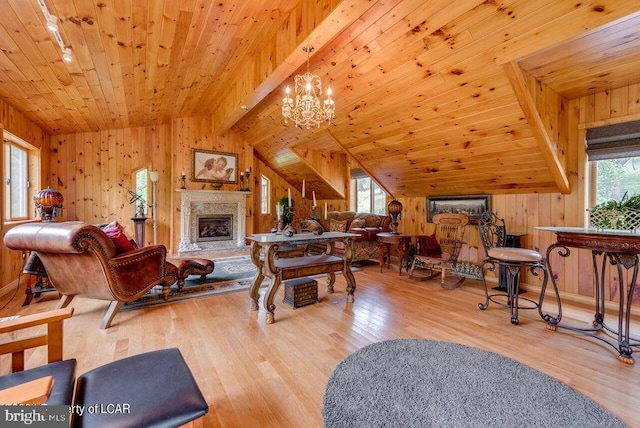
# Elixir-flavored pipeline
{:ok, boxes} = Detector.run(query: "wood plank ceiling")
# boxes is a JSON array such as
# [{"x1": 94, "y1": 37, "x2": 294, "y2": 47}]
[{"x1": 1, "y1": 0, "x2": 639, "y2": 199}]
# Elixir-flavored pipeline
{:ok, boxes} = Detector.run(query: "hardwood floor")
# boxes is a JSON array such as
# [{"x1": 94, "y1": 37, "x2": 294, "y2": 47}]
[{"x1": 2, "y1": 255, "x2": 639, "y2": 427}]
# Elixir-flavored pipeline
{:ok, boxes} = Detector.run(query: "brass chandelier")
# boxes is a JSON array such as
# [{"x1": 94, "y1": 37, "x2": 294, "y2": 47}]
[{"x1": 282, "y1": 46, "x2": 335, "y2": 129}]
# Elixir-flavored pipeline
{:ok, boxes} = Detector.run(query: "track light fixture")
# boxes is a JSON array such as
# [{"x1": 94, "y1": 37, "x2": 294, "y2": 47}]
[
  {"x1": 37, "y1": 0, "x2": 72, "y2": 62},
  {"x1": 46, "y1": 14, "x2": 58, "y2": 32}
]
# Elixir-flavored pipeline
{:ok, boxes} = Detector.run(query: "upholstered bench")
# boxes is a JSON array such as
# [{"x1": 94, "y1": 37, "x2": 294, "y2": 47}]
[
  {"x1": 169, "y1": 258, "x2": 215, "y2": 291},
  {"x1": 73, "y1": 348, "x2": 208, "y2": 427}
]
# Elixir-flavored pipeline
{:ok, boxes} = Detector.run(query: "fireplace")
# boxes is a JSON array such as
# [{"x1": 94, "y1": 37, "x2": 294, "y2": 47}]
[
  {"x1": 197, "y1": 215, "x2": 233, "y2": 242},
  {"x1": 177, "y1": 189, "x2": 247, "y2": 255}
]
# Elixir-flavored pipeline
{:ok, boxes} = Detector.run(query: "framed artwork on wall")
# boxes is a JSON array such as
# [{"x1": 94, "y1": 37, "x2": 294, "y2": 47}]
[
  {"x1": 191, "y1": 149, "x2": 238, "y2": 185},
  {"x1": 426, "y1": 195, "x2": 490, "y2": 224}
]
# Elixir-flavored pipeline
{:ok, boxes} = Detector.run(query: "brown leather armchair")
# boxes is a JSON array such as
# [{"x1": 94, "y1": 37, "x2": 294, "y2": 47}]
[{"x1": 4, "y1": 221, "x2": 178, "y2": 329}]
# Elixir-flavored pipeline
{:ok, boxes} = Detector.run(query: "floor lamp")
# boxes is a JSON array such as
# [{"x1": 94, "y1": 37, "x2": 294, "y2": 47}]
[{"x1": 149, "y1": 171, "x2": 159, "y2": 245}]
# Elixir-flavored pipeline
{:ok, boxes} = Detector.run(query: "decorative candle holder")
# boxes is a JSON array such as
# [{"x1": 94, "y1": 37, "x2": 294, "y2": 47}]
[
  {"x1": 180, "y1": 173, "x2": 186, "y2": 189},
  {"x1": 310, "y1": 205, "x2": 320, "y2": 221},
  {"x1": 244, "y1": 169, "x2": 251, "y2": 191}
]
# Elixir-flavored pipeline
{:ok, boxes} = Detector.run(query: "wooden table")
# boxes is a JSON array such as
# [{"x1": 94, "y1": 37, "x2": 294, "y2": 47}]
[
  {"x1": 246, "y1": 232, "x2": 357, "y2": 324},
  {"x1": 537, "y1": 226, "x2": 640, "y2": 364},
  {"x1": 377, "y1": 232, "x2": 412, "y2": 276}
]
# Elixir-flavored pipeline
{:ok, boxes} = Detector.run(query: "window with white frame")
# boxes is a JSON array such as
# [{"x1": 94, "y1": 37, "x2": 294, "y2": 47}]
[
  {"x1": 261, "y1": 175, "x2": 270, "y2": 214},
  {"x1": 350, "y1": 168, "x2": 386, "y2": 214},
  {"x1": 3, "y1": 132, "x2": 40, "y2": 222},
  {"x1": 586, "y1": 120, "x2": 640, "y2": 206},
  {"x1": 134, "y1": 167, "x2": 149, "y2": 216}
]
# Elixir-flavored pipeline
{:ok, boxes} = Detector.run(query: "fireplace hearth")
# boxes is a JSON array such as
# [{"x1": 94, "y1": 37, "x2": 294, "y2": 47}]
[{"x1": 177, "y1": 190, "x2": 247, "y2": 255}]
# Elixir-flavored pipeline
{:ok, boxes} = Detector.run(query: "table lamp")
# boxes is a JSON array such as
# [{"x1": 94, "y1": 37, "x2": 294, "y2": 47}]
[
  {"x1": 388, "y1": 199, "x2": 403, "y2": 234},
  {"x1": 34, "y1": 187, "x2": 64, "y2": 222}
]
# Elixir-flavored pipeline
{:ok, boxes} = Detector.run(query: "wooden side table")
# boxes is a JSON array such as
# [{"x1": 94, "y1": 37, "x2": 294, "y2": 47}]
[{"x1": 377, "y1": 232, "x2": 412, "y2": 276}]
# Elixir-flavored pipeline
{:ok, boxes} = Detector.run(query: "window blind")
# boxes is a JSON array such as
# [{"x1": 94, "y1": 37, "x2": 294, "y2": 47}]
[{"x1": 586, "y1": 120, "x2": 640, "y2": 161}]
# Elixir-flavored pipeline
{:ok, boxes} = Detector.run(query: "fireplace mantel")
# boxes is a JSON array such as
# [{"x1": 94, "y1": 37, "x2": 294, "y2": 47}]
[{"x1": 176, "y1": 189, "x2": 249, "y2": 255}]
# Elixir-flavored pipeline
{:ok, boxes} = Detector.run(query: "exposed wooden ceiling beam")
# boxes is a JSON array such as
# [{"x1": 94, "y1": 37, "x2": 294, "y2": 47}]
[
  {"x1": 213, "y1": 0, "x2": 378, "y2": 136},
  {"x1": 327, "y1": 128, "x2": 395, "y2": 199},
  {"x1": 503, "y1": 61, "x2": 570, "y2": 194}
]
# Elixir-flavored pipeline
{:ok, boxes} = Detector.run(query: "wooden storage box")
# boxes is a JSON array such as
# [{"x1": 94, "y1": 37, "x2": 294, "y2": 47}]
[{"x1": 283, "y1": 277, "x2": 318, "y2": 308}]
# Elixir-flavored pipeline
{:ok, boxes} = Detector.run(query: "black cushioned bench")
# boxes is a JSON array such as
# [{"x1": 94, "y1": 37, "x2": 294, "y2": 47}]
[{"x1": 73, "y1": 348, "x2": 208, "y2": 427}]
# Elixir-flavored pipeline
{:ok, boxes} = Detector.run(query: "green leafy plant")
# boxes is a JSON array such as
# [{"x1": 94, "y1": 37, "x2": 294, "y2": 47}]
[
  {"x1": 589, "y1": 192, "x2": 640, "y2": 230},
  {"x1": 278, "y1": 196, "x2": 295, "y2": 225}
]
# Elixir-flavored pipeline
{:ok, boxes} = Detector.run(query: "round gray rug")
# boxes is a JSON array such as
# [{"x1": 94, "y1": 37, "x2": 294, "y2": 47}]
[{"x1": 323, "y1": 339, "x2": 626, "y2": 428}]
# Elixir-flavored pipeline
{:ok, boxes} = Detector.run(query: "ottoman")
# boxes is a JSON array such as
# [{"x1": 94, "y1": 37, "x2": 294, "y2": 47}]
[
  {"x1": 72, "y1": 348, "x2": 208, "y2": 427},
  {"x1": 170, "y1": 258, "x2": 215, "y2": 291}
]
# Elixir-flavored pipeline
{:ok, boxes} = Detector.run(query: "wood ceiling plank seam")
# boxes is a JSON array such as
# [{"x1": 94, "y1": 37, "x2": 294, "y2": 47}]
[
  {"x1": 401, "y1": 170, "x2": 557, "y2": 184},
  {"x1": 55, "y1": 4, "x2": 105, "y2": 132},
  {"x1": 212, "y1": 0, "x2": 349, "y2": 132},
  {"x1": 112, "y1": 0, "x2": 137, "y2": 124},
  {"x1": 112, "y1": 0, "x2": 136, "y2": 128},
  {"x1": 146, "y1": 0, "x2": 182, "y2": 120},
  {"x1": 187, "y1": 0, "x2": 255, "y2": 114},
  {"x1": 338, "y1": 73, "x2": 513, "y2": 132},
  {"x1": 71, "y1": 0, "x2": 120, "y2": 131},
  {"x1": 494, "y1": 0, "x2": 640, "y2": 65},
  {"x1": 169, "y1": 2, "x2": 225, "y2": 117},
  {"x1": 280, "y1": 0, "x2": 485, "y2": 98},
  {"x1": 436, "y1": 0, "x2": 522, "y2": 40},
  {"x1": 372, "y1": 123, "x2": 538, "y2": 155},
  {"x1": 395, "y1": 151, "x2": 550, "y2": 170},
  {"x1": 533, "y1": 51, "x2": 640, "y2": 93},
  {"x1": 142, "y1": 0, "x2": 164, "y2": 120},
  {"x1": 342, "y1": 97, "x2": 525, "y2": 152},
  {"x1": 219, "y1": 0, "x2": 395, "y2": 134},
  {"x1": 503, "y1": 61, "x2": 569, "y2": 194},
  {"x1": 333, "y1": 87, "x2": 520, "y2": 148},
  {"x1": 155, "y1": 9, "x2": 194, "y2": 121},
  {"x1": 518, "y1": 14, "x2": 640, "y2": 74},
  {"x1": 131, "y1": 0, "x2": 150, "y2": 126},
  {"x1": 347, "y1": 116, "x2": 534, "y2": 159}
]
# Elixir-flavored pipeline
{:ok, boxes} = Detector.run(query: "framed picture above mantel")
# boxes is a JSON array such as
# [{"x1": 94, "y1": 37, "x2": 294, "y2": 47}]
[
  {"x1": 191, "y1": 149, "x2": 238, "y2": 185},
  {"x1": 426, "y1": 195, "x2": 490, "y2": 224}
]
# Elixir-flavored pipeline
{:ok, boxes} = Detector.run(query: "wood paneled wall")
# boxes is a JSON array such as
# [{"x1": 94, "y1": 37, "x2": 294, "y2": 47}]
[
  {"x1": 3, "y1": 82, "x2": 640, "y2": 309},
  {"x1": 394, "y1": 83, "x2": 640, "y2": 305},
  {"x1": 47, "y1": 125, "x2": 173, "y2": 243},
  {"x1": 0, "y1": 100, "x2": 50, "y2": 290}
]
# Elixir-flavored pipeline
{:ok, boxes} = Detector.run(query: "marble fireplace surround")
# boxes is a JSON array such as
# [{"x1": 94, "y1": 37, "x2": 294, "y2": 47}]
[{"x1": 176, "y1": 189, "x2": 247, "y2": 255}]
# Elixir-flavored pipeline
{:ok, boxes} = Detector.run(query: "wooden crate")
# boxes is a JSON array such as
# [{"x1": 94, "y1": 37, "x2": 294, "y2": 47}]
[{"x1": 283, "y1": 277, "x2": 318, "y2": 308}]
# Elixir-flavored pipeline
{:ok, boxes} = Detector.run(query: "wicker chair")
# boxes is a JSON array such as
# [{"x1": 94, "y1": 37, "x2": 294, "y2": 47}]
[{"x1": 409, "y1": 213, "x2": 469, "y2": 288}]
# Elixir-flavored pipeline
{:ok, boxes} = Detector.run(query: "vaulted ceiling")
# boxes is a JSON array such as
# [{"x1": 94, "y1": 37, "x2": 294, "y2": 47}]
[{"x1": 1, "y1": 0, "x2": 640, "y2": 199}]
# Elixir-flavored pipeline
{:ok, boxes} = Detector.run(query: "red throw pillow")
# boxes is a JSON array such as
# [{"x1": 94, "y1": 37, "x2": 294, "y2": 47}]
[
  {"x1": 102, "y1": 221, "x2": 136, "y2": 253},
  {"x1": 419, "y1": 233, "x2": 441, "y2": 257}
]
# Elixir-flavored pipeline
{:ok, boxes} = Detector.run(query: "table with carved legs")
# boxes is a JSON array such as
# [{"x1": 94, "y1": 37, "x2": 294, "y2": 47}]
[
  {"x1": 246, "y1": 232, "x2": 357, "y2": 324},
  {"x1": 537, "y1": 227, "x2": 640, "y2": 364}
]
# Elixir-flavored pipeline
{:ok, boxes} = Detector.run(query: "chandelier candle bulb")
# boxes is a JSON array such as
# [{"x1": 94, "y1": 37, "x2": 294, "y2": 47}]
[
  {"x1": 288, "y1": 188, "x2": 292, "y2": 206},
  {"x1": 302, "y1": 180, "x2": 306, "y2": 198},
  {"x1": 325, "y1": 202, "x2": 328, "y2": 220},
  {"x1": 313, "y1": 191, "x2": 316, "y2": 206}
]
